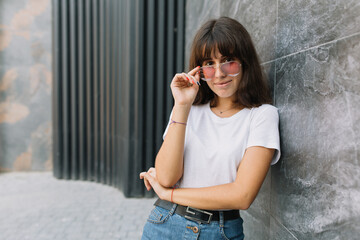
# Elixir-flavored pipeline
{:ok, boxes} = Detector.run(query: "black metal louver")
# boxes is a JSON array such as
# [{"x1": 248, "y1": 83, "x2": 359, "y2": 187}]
[{"x1": 52, "y1": 0, "x2": 185, "y2": 197}]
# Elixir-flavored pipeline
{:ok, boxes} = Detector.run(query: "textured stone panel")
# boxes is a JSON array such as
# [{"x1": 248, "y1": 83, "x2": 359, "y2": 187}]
[
  {"x1": 0, "y1": 30, "x2": 13, "y2": 51},
  {"x1": 272, "y1": 34, "x2": 360, "y2": 239},
  {"x1": 220, "y1": 0, "x2": 277, "y2": 63},
  {"x1": 269, "y1": 216, "x2": 297, "y2": 240},
  {"x1": 185, "y1": 0, "x2": 277, "y2": 65},
  {"x1": 0, "y1": 0, "x2": 52, "y2": 172},
  {"x1": 29, "y1": 122, "x2": 52, "y2": 170},
  {"x1": 0, "y1": 0, "x2": 28, "y2": 26},
  {"x1": 262, "y1": 61, "x2": 276, "y2": 102},
  {"x1": 185, "y1": 0, "x2": 221, "y2": 69},
  {"x1": 277, "y1": 0, "x2": 360, "y2": 58}
]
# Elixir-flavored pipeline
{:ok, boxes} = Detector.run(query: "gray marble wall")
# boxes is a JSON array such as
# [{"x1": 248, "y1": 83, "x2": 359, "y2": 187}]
[
  {"x1": 0, "y1": 0, "x2": 52, "y2": 172},
  {"x1": 185, "y1": 1, "x2": 360, "y2": 239}
]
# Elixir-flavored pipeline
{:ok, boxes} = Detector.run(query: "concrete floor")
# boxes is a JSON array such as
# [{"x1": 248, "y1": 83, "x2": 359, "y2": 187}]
[{"x1": 0, "y1": 172, "x2": 156, "y2": 240}]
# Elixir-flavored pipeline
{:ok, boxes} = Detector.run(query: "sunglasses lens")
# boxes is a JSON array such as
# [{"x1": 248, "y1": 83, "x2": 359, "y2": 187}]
[
  {"x1": 200, "y1": 61, "x2": 241, "y2": 81},
  {"x1": 201, "y1": 67, "x2": 215, "y2": 81},
  {"x1": 221, "y1": 62, "x2": 240, "y2": 75}
]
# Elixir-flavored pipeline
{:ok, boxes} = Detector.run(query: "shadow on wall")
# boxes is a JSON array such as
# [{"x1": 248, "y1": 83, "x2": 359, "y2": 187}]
[{"x1": 0, "y1": 0, "x2": 52, "y2": 172}]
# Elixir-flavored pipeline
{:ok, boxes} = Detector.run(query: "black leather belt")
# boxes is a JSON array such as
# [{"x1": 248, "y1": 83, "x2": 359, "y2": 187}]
[{"x1": 154, "y1": 199, "x2": 240, "y2": 224}]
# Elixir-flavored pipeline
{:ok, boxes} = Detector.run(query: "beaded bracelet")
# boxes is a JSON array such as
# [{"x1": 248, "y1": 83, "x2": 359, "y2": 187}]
[{"x1": 170, "y1": 119, "x2": 187, "y2": 126}]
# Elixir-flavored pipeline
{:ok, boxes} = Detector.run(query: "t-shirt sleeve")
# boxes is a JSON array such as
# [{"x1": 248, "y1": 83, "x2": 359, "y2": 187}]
[{"x1": 246, "y1": 105, "x2": 281, "y2": 165}]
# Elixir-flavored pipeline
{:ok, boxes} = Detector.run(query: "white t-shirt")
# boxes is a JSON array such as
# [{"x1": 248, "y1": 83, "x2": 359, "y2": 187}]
[{"x1": 163, "y1": 103, "x2": 280, "y2": 188}]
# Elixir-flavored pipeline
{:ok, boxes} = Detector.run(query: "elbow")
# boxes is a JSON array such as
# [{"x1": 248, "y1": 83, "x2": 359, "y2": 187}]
[
  {"x1": 157, "y1": 176, "x2": 177, "y2": 188},
  {"x1": 155, "y1": 159, "x2": 182, "y2": 188},
  {"x1": 155, "y1": 169, "x2": 179, "y2": 188},
  {"x1": 234, "y1": 200, "x2": 252, "y2": 210},
  {"x1": 231, "y1": 192, "x2": 254, "y2": 210},
  {"x1": 238, "y1": 201, "x2": 251, "y2": 210}
]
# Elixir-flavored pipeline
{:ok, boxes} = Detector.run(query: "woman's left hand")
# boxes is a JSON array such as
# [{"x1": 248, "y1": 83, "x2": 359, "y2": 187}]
[{"x1": 140, "y1": 168, "x2": 172, "y2": 201}]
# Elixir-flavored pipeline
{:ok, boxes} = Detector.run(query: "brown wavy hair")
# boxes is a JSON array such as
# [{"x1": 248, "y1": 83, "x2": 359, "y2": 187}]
[{"x1": 190, "y1": 17, "x2": 272, "y2": 108}]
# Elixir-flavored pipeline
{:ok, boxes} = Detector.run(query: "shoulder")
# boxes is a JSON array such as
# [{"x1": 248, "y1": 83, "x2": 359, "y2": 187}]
[
  {"x1": 188, "y1": 104, "x2": 209, "y2": 125},
  {"x1": 250, "y1": 104, "x2": 279, "y2": 122},
  {"x1": 252, "y1": 104, "x2": 278, "y2": 115},
  {"x1": 252, "y1": 104, "x2": 277, "y2": 113}
]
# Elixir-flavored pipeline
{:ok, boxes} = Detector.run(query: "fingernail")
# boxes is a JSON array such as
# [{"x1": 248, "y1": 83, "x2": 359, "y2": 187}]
[
  {"x1": 196, "y1": 81, "x2": 201, "y2": 86},
  {"x1": 186, "y1": 76, "x2": 189, "y2": 80}
]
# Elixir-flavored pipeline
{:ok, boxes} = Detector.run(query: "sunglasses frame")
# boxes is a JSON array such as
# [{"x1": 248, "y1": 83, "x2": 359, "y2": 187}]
[{"x1": 199, "y1": 61, "x2": 242, "y2": 81}]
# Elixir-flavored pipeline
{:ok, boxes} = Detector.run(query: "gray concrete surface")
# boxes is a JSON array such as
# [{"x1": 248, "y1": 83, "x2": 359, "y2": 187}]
[{"x1": 0, "y1": 172, "x2": 156, "y2": 240}]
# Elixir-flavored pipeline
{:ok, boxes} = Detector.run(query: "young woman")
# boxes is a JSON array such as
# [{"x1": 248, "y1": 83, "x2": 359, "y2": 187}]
[{"x1": 140, "y1": 17, "x2": 280, "y2": 240}]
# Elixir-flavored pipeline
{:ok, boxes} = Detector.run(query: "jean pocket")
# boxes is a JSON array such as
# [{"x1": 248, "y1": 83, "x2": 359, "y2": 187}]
[
  {"x1": 147, "y1": 206, "x2": 171, "y2": 224},
  {"x1": 221, "y1": 217, "x2": 245, "y2": 240}
]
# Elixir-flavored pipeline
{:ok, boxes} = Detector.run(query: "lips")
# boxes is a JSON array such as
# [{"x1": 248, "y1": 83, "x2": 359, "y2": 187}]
[{"x1": 214, "y1": 80, "x2": 232, "y2": 86}]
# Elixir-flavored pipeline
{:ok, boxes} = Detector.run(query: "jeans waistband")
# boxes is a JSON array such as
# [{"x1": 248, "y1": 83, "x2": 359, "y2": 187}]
[{"x1": 154, "y1": 199, "x2": 240, "y2": 224}]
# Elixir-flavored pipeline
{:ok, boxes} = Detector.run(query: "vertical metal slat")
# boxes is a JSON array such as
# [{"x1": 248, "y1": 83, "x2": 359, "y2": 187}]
[
  {"x1": 166, "y1": 0, "x2": 175, "y2": 118},
  {"x1": 52, "y1": 0, "x2": 63, "y2": 179},
  {"x1": 105, "y1": 0, "x2": 112, "y2": 185},
  {"x1": 85, "y1": 0, "x2": 94, "y2": 180},
  {"x1": 144, "y1": 0, "x2": 156, "y2": 189},
  {"x1": 135, "y1": 0, "x2": 147, "y2": 196},
  {"x1": 92, "y1": 0, "x2": 100, "y2": 182},
  {"x1": 78, "y1": 0, "x2": 86, "y2": 180},
  {"x1": 115, "y1": 0, "x2": 123, "y2": 189},
  {"x1": 61, "y1": 0, "x2": 70, "y2": 179},
  {"x1": 99, "y1": 0, "x2": 106, "y2": 184},
  {"x1": 155, "y1": 0, "x2": 166, "y2": 154},
  {"x1": 110, "y1": 0, "x2": 118, "y2": 187},
  {"x1": 176, "y1": 0, "x2": 185, "y2": 73},
  {"x1": 70, "y1": 0, "x2": 78, "y2": 179}
]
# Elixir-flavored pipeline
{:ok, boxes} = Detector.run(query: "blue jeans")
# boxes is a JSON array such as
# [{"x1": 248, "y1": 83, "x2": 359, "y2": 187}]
[{"x1": 141, "y1": 204, "x2": 244, "y2": 240}]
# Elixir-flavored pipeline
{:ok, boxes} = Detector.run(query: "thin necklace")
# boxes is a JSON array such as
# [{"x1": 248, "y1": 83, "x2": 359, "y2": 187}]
[{"x1": 215, "y1": 106, "x2": 237, "y2": 114}]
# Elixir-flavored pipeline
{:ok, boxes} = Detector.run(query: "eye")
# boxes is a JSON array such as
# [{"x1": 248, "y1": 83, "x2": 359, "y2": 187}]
[
  {"x1": 224, "y1": 57, "x2": 234, "y2": 62},
  {"x1": 203, "y1": 61, "x2": 214, "y2": 66}
]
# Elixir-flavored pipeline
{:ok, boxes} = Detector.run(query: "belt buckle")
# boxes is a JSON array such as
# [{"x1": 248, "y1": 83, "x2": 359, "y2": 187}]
[{"x1": 184, "y1": 206, "x2": 213, "y2": 224}]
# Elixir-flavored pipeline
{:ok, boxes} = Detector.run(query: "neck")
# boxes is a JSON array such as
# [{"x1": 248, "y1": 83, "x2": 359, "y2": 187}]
[
  {"x1": 210, "y1": 96, "x2": 243, "y2": 116},
  {"x1": 212, "y1": 96, "x2": 236, "y2": 109}
]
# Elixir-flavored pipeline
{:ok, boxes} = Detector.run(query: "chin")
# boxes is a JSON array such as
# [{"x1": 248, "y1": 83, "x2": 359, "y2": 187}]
[{"x1": 214, "y1": 91, "x2": 236, "y2": 99}]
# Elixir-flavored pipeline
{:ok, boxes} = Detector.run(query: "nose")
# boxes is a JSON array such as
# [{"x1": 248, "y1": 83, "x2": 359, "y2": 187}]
[{"x1": 214, "y1": 64, "x2": 225, "y2": 78}]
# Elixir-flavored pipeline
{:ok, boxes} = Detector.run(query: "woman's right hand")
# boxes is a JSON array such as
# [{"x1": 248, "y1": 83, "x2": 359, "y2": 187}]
[{"x1": 170, "y1": 66, "x2": 200, "y2": 106}]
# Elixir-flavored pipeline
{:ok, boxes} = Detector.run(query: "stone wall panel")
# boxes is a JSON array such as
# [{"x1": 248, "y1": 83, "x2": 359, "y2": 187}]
[
  {"x1": 0, "y1": 0, "x2": 51, "y2": 172},
  {"x1": 186, "y1": 0, "x2": 360, "y2": 238},
  {"x1": 273, "y1": 35, "x2": 360, "y2": 239},
  {"x1": 277, "y1": 0, "x2": 360, "y2": 58},
  {"x1": 185, "y1": 0, "x2": 221, "y2": 68},
  {"x1": 220, "y1": 0, "x2": 277, "y2": 63}
]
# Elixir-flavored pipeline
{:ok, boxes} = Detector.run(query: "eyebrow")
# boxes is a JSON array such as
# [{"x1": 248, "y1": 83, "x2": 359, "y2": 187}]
[{"x1": 202, "y1": 56, "x2": 229, "y2": 61}]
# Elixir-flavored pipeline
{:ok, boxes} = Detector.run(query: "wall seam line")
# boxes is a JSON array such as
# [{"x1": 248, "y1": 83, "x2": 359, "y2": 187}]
[
  {"x1": 262, "y1": 31, "x2": 360, "y2": 65},
  {"x1": 273, "y1": 0, "x2": 279, "y2": 106},
  {"x1": 270, "y1": 214, "x2": 299, "y2": 240},
  {"x1": 269, "y1": 0, "x2": 279, "y2": 238}
]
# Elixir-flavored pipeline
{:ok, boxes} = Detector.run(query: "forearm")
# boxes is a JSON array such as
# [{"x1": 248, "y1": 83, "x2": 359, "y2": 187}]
[
  {"x1": 150, "y1": 147, "x2": 273, "y2": 211},
  {"x1": 155, "y1": 104, "x2": 191, "y2": 187},
  {"x1": 169, "y1": 183, "x2": 252, "y2": 210}
]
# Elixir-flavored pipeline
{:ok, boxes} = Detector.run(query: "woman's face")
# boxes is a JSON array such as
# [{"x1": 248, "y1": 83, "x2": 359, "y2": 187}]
[{"x1": 201, "y1": 49, "x2": 242, "y2": 101}]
